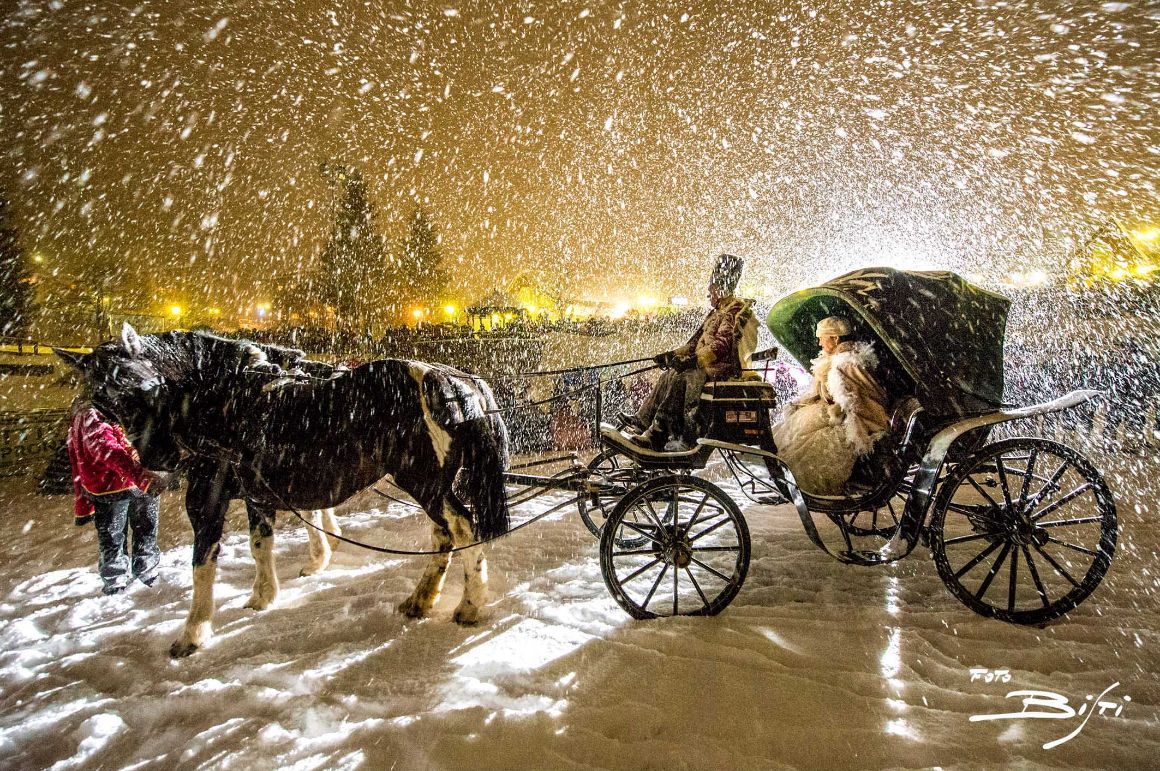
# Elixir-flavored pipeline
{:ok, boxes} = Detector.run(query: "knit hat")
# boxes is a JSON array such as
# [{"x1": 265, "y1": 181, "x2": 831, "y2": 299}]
[
  {"x1": 709, "y1": 253, "x2": 744, "y2": 293},
  {"x1": 815, "y1": 316, "x2": 851, "y2": 337}
]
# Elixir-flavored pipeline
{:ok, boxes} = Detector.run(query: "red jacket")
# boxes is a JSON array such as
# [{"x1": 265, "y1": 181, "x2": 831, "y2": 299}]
[{"x1": 67, "y1": 406, "x2": 151, "y2": 524}]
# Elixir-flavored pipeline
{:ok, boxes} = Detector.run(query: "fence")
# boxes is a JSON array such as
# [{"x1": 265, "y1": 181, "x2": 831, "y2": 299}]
[{"x1": 0, "y1": 409, "x2": 70, "y2": 477}]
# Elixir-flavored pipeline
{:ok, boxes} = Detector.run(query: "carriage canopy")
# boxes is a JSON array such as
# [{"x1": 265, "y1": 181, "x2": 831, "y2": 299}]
[{"x1": 766, "y1": 267, "x2": 1011, "y2": 417}]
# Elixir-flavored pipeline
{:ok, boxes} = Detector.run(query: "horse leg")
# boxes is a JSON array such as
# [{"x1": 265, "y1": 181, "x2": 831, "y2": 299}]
[
  {"x1": 447, "y1": 498, "x2": 488, "y2": 625},
  {"x1": 397, "y1": 521, "x2": 453, "y2": 618},
  {"x1": 300, "y1": 508, "x2": 340, "y2": 577},
  {"x1": 243, "y1": 501, "x2": 279, "y2": 610},
  {"x1": 170, "y1": 463, "x2": 235, "y2": 658}
]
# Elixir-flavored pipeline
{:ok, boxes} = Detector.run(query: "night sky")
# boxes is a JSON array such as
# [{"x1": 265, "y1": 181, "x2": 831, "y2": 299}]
[{"x1": 2, "y1": 0, "x2": 1156, "y2": 314}]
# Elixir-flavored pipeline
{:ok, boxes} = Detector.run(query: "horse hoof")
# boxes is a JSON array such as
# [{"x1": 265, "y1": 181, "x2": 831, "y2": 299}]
[
  {"x1": 453, "y1": 605, "x2": 480, "y2": 625},
  {"x1": 244, "y1": 595, "x2": 274, "y2": 611},
  {"x1": 169, "y1": 639, "x2": 199, "y2": 658},
  {"x1": 397, "y1": 598, "x2": 427, "y2": 618}
]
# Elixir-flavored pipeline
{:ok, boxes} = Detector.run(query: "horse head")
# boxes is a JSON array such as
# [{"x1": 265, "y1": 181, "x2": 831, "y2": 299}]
[{"x1": 55, "y1": 323, "x2": 186, "y2": 471}]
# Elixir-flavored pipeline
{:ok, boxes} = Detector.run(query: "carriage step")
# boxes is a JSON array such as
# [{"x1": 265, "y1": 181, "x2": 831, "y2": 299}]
[{"x1": 757, "y1": 494, "x2": 789, "y2": 505}]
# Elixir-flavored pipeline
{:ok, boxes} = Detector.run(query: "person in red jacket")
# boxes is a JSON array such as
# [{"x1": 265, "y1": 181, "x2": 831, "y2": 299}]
[{"x1": 67, "y1": 396, "x2": 162, "y2": 594}]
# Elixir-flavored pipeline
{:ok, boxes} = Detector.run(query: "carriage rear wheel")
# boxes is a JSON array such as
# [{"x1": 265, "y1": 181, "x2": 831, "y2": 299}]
[
  {"x1": 930, "y1": 438, "x2": 1116, "y2": 624},
  {"x1": 600, "y1": 475, "x2": 751, "y2": 619}
]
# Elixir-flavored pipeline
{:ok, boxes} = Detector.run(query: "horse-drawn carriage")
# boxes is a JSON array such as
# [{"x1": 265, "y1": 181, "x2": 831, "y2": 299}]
[
  {"x1": 513, "y1": 267, "x2": 1117, "y2": 624},
  {"x1": 61, "y1": 267, "x2": 1118, "y2": 658}
]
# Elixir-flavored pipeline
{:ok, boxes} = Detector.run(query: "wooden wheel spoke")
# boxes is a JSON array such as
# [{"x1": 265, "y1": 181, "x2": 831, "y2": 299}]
[
  {"x1": 975, "y1": 542, "x2": 1011, "y2": 600},
  {"x1": 1030, "y1": 483, "x2": 1094, "y2": 522},
  {"x1": 642, "y1": 498, "x2": 667, "y2": 529},
  {"x1": 945, "y1": 531, "x2": 1002, "y2": 546},
  {"x1": 689, "y1": 556, "x2": 734, "y2": 583},
  {"x1": 966, "y1": 475, "x2": 1001, "y2": 508},
  {"x1": 612, "y1": 548, "x2": 656, "y2": 557},
  {"x1": 618, "y1": 518, "x2": 663, "y2": 545},
  {"x1": 996, "y1": 457, "x2": 1015, "y2": 510},
  {"x1": 642, "y1": 563, "x2": 669, "y2": 607},
  {"x1": 1021, "y1": 544, "x2": 1051, "y2": 608},
  {"x1": 1024, "y1": 460, "x2": 1071, "y2": 510},
  {"x1": 672, "y1": 559, "x2": 679, "y2": 615},
  {"x1": 1017, "y1": 448, "x2": 1038, "y2": 509},
  {"x1": 1037, "y1": 516, "x2": 1103, "y2": 528},
  {"x1": 1032, "y1": 543, "x2": 1081, "y2": 588},
  {"x1": 945, "y1": 501, "x2": 1000, "y2": 520},
  {"x1": 619, "y1": 556, "x2": 664, "y2": 585},
  {"x1": 685, "y1": 566, "x2": 710, "y2": 606},
  {"x1": 1046, "y1": 535, "x2": 1098, "y2": 557},
  {"x1": 693, "y1": 545, "x2": 740, "y2": 552},
  {"x1": 887, "y1": 500, "x2": 900, "y2": 526},
  {"x1": 954, "y1": 539, "x2": 1002, "y2": 579},
  {"x1": 688, "y1": 516, "x2": 731, "y2": 543},
  {"x1": 683, "y1": 494, "x2": 712, "y2": 530},
  {"x1": 1007, "y1": 547, "x2": 1019, "y2": 613}
]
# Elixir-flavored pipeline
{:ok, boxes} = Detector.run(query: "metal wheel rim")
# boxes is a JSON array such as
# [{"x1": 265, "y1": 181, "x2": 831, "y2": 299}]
[
  {"x1": 930, "y1": 438, "x2": 1116, "y2": 624},
  {"x1": 600, "y1": 476, "x2": 751, "y2": 619}
]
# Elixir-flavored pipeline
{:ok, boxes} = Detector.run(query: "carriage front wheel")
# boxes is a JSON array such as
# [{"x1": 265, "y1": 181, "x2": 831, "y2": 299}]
[
  {"x1": 600, "y1": 475, "x2": 751, "y2": 619},
  {"x1": 930, "y1": 438, "x2": 1117, "y2": 624}
]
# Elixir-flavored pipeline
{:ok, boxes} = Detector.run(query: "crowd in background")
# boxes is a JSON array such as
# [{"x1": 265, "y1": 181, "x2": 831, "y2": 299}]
[{"x1": 1005, "y1": 335, "x2": 1160, "y2": 453}]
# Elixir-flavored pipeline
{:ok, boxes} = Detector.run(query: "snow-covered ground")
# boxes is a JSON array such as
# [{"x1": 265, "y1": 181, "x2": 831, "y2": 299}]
[{"x1": 1, "y1": 446, "x2": 1157, "y2": 770}]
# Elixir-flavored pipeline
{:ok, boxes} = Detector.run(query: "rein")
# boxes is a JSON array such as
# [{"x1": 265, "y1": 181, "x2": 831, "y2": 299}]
[
  {"x1": 268, "y1": 470, "x2": 584, "y2": 556},
  {"x1": 485, "y1": 363, "x2": 657, "y2": 416},
  {"x1": 177, "y1": 438, "x2": 586, "y2": 556}
]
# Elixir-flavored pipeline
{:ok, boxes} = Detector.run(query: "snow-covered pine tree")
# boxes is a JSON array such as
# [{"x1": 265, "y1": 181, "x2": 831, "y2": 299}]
[
  {"x1": 317, "y1": 164, "x2": 386, "y2": 335},
  {"x1": 395, "y1": 209, "x2": 448, "y2": 317}
]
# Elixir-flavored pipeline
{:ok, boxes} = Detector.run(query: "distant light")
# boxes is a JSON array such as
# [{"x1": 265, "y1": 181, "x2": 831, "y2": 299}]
[
  {"x1": 1135, "y1": 264, "x2": 1155, "y2": 276},
  {"x1": 32, "y1": 254, "x2": 44, "y2": 264},
  {"x1": 636, "y1": 295, "x2": 658, "y2": 309},
  {"x1": 170, "y1": 305, "x2": 182, "y2": 316},
  {"x1": 670, "y1": 295, "x2": 688, "y2": 307},
  {"x1": 256, "y1": 307, "x2": 267, "y2": 318},
  {"x1": 209, "y1": 307, "x2": 221, "y2": 315},
  {"x1": 444, "y1": 304, "x2": 456, "y2": 315},
  {"x1": 412, "y1": 308, "x2": 423, "y2": 319},
  {"x1": 610, "y1": 302, "x2": 630, "y2": 319},
  {"x1": 1133, "y1": 227, "x2": 1159, "y2": 242}
]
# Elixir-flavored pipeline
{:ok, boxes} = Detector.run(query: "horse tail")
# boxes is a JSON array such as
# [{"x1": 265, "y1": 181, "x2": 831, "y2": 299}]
[{"x1": 459, "y1": 415, "x2": 510, "y2": 541}]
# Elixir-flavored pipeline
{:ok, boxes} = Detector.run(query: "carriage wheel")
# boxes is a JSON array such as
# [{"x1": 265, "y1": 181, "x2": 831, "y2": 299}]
[
  {"x1": 600, "y1": 475, "x2": 751, "y2": 619},
  {"x1": 930, "y1": 438, "x2": 1116, "y2": 624},
  {"x1": 578, "y1": 449, "x2": 662, "y2": 547}
]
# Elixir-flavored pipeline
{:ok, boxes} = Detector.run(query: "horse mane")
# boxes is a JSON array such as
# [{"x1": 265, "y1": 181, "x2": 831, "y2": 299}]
[{"x1": 138, "y1": 331, "x2": 307, "y2": 382}]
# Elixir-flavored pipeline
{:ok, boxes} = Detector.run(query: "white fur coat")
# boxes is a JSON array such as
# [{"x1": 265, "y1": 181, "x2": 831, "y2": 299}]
[{"x1": 771, "y1": 341, "x2": 890, "y2": 494}]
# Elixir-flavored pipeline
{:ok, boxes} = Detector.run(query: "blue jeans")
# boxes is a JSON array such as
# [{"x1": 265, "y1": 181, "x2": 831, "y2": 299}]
[{"x1": 91, "y1": 489, "x2": 160, "y2": 592}]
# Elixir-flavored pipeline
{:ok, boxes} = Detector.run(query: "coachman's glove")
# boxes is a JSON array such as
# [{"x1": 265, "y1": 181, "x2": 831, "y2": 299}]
[
  {"x1": 672, "y1": 354, "x2": 697, "y2": 372},
  {"x1": 652, "y1": 351, "x2": 675, "y2": 369}
]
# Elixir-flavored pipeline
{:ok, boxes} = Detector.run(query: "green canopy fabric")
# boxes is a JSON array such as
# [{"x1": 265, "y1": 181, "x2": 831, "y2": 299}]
[{"x1": 767, "y1": 267, "x2": 1011, "y2": 417}]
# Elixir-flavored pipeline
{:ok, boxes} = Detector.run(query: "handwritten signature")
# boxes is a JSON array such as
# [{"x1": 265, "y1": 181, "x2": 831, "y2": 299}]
[{"x1": 969, "y1": 671, "x2": 1131, "y2": 750}]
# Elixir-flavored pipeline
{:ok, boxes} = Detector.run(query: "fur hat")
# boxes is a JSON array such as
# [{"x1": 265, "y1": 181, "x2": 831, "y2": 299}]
[
  {"x1": 815, "y1": 316, "x2": 851, "y2": 337},
  {"x1": 709, "y1": 253, "x2": 744, "y2": 293}
]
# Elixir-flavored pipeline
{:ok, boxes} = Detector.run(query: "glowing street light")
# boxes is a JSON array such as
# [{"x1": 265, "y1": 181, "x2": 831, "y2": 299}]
[{"x1": 170, "y1": 305, "x2": 183, "y2": 317}]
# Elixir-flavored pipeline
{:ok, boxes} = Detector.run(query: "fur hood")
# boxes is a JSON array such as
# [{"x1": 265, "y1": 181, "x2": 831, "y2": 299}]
[{"x1": 810, "y1": 340, "x2": 878, "y2": 375}]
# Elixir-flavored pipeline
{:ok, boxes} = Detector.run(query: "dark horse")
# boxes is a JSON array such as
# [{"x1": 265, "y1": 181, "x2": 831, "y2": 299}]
[{"x1": 57, "y1": 324, "x2": 510, "y2": 657}]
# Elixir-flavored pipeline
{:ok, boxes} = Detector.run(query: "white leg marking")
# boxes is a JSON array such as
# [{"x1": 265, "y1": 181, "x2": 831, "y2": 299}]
[
  {"x1": 245, "y1": 529, "x2": 279, "y2": 610},
  {"x1": 300, "y1": 509, "x2": 333, "y2": 577},
  {"x1": 408, "y1": 363, "x2": 453, "y2": 466},
  {"x1": 397, "y1": 523, "x2": 452, "y2": 618},
  {"x1": 171, "y1": 561, "x2": 217, "y2": 657},
  {"x1": 449, "y1": 508, "x2": 488, "y2": 625},
  {"x1": 322, "y1": 507, "x2": 342, "y2": 551}
]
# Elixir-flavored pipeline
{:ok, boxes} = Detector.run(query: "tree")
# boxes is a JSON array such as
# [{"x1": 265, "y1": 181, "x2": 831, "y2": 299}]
[
  {"x1": 0, "y1": 195, "x2": 35, "y2": 338},
  {"x1": 316, "y1": 164, "x2": 386, "y2": 334},
  {"x1": 395, "y1": 209, "x2": 448, "y2": 311}
]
